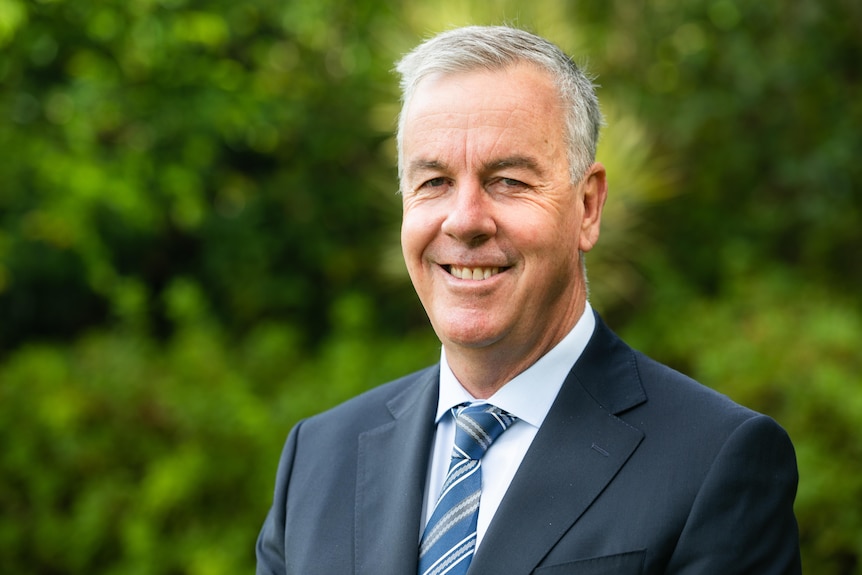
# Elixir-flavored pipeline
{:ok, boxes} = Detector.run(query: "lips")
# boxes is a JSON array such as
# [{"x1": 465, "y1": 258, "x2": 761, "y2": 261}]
[{"x1": 446, "y1": 265, "x2": 505, "y2": 280}]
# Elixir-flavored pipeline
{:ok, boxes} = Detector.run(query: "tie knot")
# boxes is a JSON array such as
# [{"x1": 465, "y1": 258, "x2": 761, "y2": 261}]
[{"x1": 452, "y1": 403, "x2": 517, "y2": 461}]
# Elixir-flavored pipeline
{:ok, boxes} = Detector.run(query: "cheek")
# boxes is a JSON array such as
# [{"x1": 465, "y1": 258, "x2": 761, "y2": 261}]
[
  {"x1": 500, "y1": 205, "x2": 574, "y2": 250},
  {"x1": 400, "y1": 208, "x2": 434, "y2": 263}
]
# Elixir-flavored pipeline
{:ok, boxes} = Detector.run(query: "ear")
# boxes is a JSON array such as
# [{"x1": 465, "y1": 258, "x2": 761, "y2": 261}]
[{"x1": 578, "y1": 162, "x2": 608, "y2": 253}]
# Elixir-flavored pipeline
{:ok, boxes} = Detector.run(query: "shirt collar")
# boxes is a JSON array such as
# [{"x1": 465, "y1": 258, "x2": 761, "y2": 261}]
[{"x1": 436, "y1": 301, "x2": 596, "y2": 428}]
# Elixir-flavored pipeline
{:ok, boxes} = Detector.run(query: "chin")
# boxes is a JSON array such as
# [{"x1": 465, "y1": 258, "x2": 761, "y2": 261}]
[{"x1": 435, "y1": 321, "x2": 505, "y2": 350}]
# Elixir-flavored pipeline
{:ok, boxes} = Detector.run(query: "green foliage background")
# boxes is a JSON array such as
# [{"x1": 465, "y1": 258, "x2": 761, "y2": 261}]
[{"x1": 1, "y1": 0, "x2": 859, "y2": 573}]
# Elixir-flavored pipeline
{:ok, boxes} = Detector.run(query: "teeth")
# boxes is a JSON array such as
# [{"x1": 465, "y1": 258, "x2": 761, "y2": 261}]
[{"x1": 449, "y1": 266, "x2": 501, "y2": 280}]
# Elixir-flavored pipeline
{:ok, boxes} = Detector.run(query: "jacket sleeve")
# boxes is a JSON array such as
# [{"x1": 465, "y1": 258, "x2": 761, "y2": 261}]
[
  {"x1": 255, "y1": 421, "x2": 303, "y2": 575},
  {"x1": 667, "y1": 414, "x2": 801, "y2": 574}
]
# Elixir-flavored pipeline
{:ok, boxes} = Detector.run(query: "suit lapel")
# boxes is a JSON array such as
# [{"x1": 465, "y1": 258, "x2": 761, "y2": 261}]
[
  {"x1": 469, "y1": 314, "x2": 647, "y2": 574},
  {"x1": 355, "y1": 366, "x2": 439, "y2": 575}
]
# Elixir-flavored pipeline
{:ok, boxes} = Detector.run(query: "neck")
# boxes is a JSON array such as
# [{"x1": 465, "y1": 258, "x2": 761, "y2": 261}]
[{"x1": 444, "y1": 299, "x2": 587, "y2": 399}]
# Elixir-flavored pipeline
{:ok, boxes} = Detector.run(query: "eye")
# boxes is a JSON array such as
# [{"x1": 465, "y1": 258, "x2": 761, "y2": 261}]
[
  {"x1": 423, "y1": 177, "x2": 448, "y2": 188},
  {"x1": 502, "y1": 178, "x2": 526, "y2": 187},
  {"x1": 493, "y1": 177, "x2": 530, "y2": 191},
  {"x1": 486, "y1": 176, "x2": 531, "y2": 196}
]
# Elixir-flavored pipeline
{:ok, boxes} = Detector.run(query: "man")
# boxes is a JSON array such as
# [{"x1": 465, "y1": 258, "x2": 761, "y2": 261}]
[{"x1": 256, "y1": 26, "x2": 801, "y2": 574}]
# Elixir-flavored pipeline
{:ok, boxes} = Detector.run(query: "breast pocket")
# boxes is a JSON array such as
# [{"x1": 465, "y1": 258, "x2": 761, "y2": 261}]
[{"x1": 533, "y1": 550, "x2": 646, "y2": 575}]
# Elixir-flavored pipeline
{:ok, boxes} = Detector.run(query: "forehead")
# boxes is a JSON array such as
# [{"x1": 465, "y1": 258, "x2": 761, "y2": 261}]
[{"x1": 401, "y1": 64, "x2": 566, "y2": 168}]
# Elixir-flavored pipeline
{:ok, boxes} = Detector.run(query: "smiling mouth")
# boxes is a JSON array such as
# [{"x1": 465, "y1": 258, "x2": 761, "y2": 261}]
[{"x1": 444, "y1": 265, "x2": 508, "y2": 280}]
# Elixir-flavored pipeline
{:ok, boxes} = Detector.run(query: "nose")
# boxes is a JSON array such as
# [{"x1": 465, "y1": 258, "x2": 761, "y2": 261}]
[{"x1": 440, "y1": 180, "x2": 497, "y2": 245}]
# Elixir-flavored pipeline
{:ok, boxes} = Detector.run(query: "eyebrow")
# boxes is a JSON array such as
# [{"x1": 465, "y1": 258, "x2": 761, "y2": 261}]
[
  {"x1": 484, "y1": 156, "x2": 543, "y2": 175},
  {"x1": 405, "y1": 156, "x2": 544, "y2": 178},
  {"x1": 405, "y1": 159, "x2": 447, "y2": 178}
]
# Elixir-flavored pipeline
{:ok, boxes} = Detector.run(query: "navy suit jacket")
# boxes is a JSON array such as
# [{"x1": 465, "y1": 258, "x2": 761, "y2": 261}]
[{"x1": 256, "y1": 312, "x2": 801, "y2": 574}]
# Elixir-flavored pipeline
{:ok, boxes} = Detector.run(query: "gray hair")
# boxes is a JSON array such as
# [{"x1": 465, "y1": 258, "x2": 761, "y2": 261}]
[{"x1": 395, "y1": 25, "x2": 603, "y2": 185}]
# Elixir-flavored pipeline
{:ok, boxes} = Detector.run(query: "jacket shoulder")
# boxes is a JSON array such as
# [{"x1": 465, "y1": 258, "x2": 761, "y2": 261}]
[{"x1": 300, "y1": 364, "x2": 439, "y2": 435}]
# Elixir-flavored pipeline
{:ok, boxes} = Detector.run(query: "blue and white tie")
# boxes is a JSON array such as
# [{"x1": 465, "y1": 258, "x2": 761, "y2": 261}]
[{"x1": 418, "y1": 403, "x2": 517, "y2": 575}]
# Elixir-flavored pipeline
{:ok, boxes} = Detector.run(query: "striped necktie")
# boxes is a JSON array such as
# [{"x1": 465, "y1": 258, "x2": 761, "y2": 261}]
[{"x1": 418, "y1": 403, "x2": 517, "y2": 575}]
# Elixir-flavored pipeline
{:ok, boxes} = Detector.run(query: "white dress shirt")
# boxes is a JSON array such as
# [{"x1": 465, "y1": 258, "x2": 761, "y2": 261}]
[{"x1": 420, "y1": 302, "x2": 597, "y2": 546}]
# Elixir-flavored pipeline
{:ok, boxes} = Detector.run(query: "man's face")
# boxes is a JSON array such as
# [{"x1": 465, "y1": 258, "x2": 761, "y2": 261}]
[{"x1": 400, "y1": 63, "x2": 605, "y2": 364}]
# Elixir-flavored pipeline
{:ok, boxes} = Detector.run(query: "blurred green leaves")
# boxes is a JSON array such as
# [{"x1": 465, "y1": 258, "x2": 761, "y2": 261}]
[
  {"x1": 0, "y1": 299, "x2": 438, "y2": 574},
  {"x1": 1, "y1": 0, "x2": 408, "y2": 348},
  {"x1": 1, "y1": 0, "x2": 860, "y2": 573}
]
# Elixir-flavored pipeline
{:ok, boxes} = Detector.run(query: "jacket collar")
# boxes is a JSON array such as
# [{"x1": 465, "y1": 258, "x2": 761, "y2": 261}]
[
  {"x1": 354, "y1": 365, "x2": 439, "y2": 575},
  {"x1": 469, "y1": 312, "x2": 647, "y2": 574},
  {"x1": 353, "y1": 312, "x2": 648, "y2": 575}
]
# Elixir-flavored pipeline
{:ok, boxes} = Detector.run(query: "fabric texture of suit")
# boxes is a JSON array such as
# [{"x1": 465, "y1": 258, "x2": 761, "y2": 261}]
[{"x1": 256, "y1": 312, "x2": 801, "y2": 574}]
